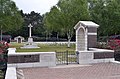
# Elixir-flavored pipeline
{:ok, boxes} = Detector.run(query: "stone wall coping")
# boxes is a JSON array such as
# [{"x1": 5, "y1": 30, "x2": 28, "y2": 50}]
[
  {"x1": 89, "y1": 48, "x2": 114, "y2": 52},
  {"x1": 8, "y1": 52, "x2": 55, "y2": 56},
  {"x1": 34, "y1": 42, "x2": 75, "y2": 44},
  {"x1": 77, "y1": 48, "x2": 114, "y2": 53},
  {"x1": 8, "y1": 48, "x2": 16, "y2": 51}
]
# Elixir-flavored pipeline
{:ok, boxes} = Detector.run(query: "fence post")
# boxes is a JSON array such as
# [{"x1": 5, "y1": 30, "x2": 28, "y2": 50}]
[
  {"x1": 66, "y1": 50, "x2": 68, "y2": 65},
  {"x1": 76, "y1": 51, "x2": 79, "y2": 64}
]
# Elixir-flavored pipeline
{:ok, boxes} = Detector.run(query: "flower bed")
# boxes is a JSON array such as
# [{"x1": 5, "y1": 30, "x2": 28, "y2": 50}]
[{"x1": 0, "y1": 41, "x2": 9, "y2": 79}]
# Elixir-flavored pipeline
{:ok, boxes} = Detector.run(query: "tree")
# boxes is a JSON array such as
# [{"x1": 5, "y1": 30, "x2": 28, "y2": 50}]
[
  {"x1": 20, "y1": 11, "x2": 44, "y2": 37},
  {"x1": 11, "y1": 11, "x2": 44, "y2": 38},
  {"x1": 89, "y1": 0, "x2": 120, "y2": 36},
  {"x1": 0, "y1": 0, "x2": 23, "y2": 41},
  {"x1": 44, "y1": 0, "x2": 90, "y2": 47},
  {"x1": 43, "y1": 6, "x2": 63, "y2": 41}
]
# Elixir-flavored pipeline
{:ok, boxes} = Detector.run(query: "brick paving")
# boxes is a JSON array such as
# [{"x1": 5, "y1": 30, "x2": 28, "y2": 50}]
[{"x1": 20, "y1": 63, "x2": 120, "y2": 79}]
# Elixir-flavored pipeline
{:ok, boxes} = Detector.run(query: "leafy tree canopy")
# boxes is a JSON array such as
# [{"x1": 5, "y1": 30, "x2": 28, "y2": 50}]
[
  {"x1": 0, "y1": 0, "x2": 23, "y2": 32},
  {"x1": 14, "y1": 11, "x2": 44, "y2": 37},
  {"x1": 44, "y1": 0, "x2": 90, "y2": 47},
  {"x1": 89, "y1": 0, "x2": 120, "y2": 36}
]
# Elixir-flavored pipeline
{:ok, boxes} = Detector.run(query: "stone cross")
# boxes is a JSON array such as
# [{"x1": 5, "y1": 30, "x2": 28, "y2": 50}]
[{"x1": 28, "y1": 24, "x2": 33, "y2": 38}]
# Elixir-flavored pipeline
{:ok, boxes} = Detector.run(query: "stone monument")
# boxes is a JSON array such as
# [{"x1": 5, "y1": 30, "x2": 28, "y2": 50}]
[
  {"x1": 74, "y1": 21, "x2": 114, "y2": 64},
  {"x1": 28, "y1": 24, "x2": 33, "y2": 44},
  {"x1": 74, "y1": 21, "x2": 99, "y2": 51},
  {"x1": 21, "y1": 24, "x2": 39, "y2": 48}
]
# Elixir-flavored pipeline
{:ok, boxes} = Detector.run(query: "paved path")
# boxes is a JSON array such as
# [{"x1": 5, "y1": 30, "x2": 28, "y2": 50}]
[{"x1": 21, "y1": 63, "x2": 120, "y2": 79}]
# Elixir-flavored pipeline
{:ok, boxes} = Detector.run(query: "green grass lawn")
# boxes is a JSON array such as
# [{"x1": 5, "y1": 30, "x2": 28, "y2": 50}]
[{"x1": 9, "y1": 43, "x2": 75, "y2": 52}]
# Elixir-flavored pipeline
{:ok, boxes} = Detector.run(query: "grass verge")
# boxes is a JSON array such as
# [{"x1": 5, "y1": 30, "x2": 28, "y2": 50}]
[{"x1": 9, "y1": 43, "x2": 75, "y2": 52}]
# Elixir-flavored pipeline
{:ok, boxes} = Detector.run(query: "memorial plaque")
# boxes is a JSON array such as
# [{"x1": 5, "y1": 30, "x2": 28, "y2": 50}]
[
  {"x1": 24, "y1": 55, "x2": 39, "y2": 63},
  {"x1": 8, "y1": 54, "x2": 39, "y2": 63},
  {"x1": 8, "y1": 56, "x2": 18, "y2": 63},
  {"x1": 94, "y1": 52, "x2": 114, "y2": 59}
]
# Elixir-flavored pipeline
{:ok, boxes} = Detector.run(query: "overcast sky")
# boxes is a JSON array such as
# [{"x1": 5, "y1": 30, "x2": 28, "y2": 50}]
[{"x1": 12, "y1": 0, "x2": 58, "y2": 14}]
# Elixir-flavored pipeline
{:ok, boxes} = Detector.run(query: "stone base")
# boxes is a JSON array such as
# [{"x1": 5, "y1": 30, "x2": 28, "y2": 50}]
[
  {"x1": 28, "y1": 37, "x2": 33, "y2": 43},
  {"x1": 21, "y1": 43, "x2": 40, "y2": 49},
  {"x1": 77, "y1": 48, "x2": 114, "y2": 65},
  {"x1": 21, "y1": 37, "x2": 40, "y2": 49}
]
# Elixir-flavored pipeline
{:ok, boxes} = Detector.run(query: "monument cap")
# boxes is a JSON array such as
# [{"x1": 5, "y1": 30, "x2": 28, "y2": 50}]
[{"x1": 28, "y1": 24, "x2": 33, "y2": 27}]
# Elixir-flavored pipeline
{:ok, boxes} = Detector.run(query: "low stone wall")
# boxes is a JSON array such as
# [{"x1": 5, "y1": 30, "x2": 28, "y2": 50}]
[
  {"x1": 77, "y1": 48, "x2": 115, "y2": 64},
  {"x1": 114, "y1": 50, "x2": 120, "y2": 61},
  {"x1": 5, "y1": 67, "x2": 17, "y2": 79},
  {"x1": 8, "y1": 54, "x2": 39, "y2": 64},
  {"x1": 8, "y1": 49, "x2": 56, "y2": 68},
  {"x1": 36, "y1": 41, "x2": 75, "y2": 43},
  {"x1": 5, "y1": 48, "x2": 56, "y2": 79},
  {"x1": 94, "y1": 52, "x2": 114, "y2": 59}
]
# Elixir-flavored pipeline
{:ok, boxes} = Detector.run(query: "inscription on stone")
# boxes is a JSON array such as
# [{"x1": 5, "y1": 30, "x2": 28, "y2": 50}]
[
  {"x1": 24, "y1": 55, "x2": 39, "y2": 63},
  {"x1": 8, "y1": 54, "x2": 40, "y2": 63},
  {"x1": 94, "y1": 52, "x2": 114, "y2": 59}
]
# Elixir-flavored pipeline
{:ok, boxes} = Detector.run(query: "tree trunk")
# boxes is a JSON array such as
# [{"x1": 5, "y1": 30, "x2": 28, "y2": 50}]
[
  {"x1": 45, "y1": 33, "x2": 47, "y2": 42},
  {"x1": 57, "y1": 32, "x2": 59, "y2": 41},
  {"x1": 68, "y1": 38, "x2": 71, "y2": 48},
  {"x1": 67, "y1": 34, "x2": 71, "y2": 48},
  {"x1": 48, "y1": 33, "x2": 51, "y2": 39}
]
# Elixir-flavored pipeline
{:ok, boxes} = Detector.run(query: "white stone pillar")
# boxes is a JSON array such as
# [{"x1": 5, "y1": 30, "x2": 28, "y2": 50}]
[
  {"x1": 76, "y1": 28, "x2": 78, "y2": 51},
  {"x1": 17, "y1": 39, "x2": 18, "y2": 43},
  {"x1": 85, "y1": 27, "x2": 88, "y2": 50},
  {"x1": 29, "y1": 26, "x2": 31, "y2": 37}
]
